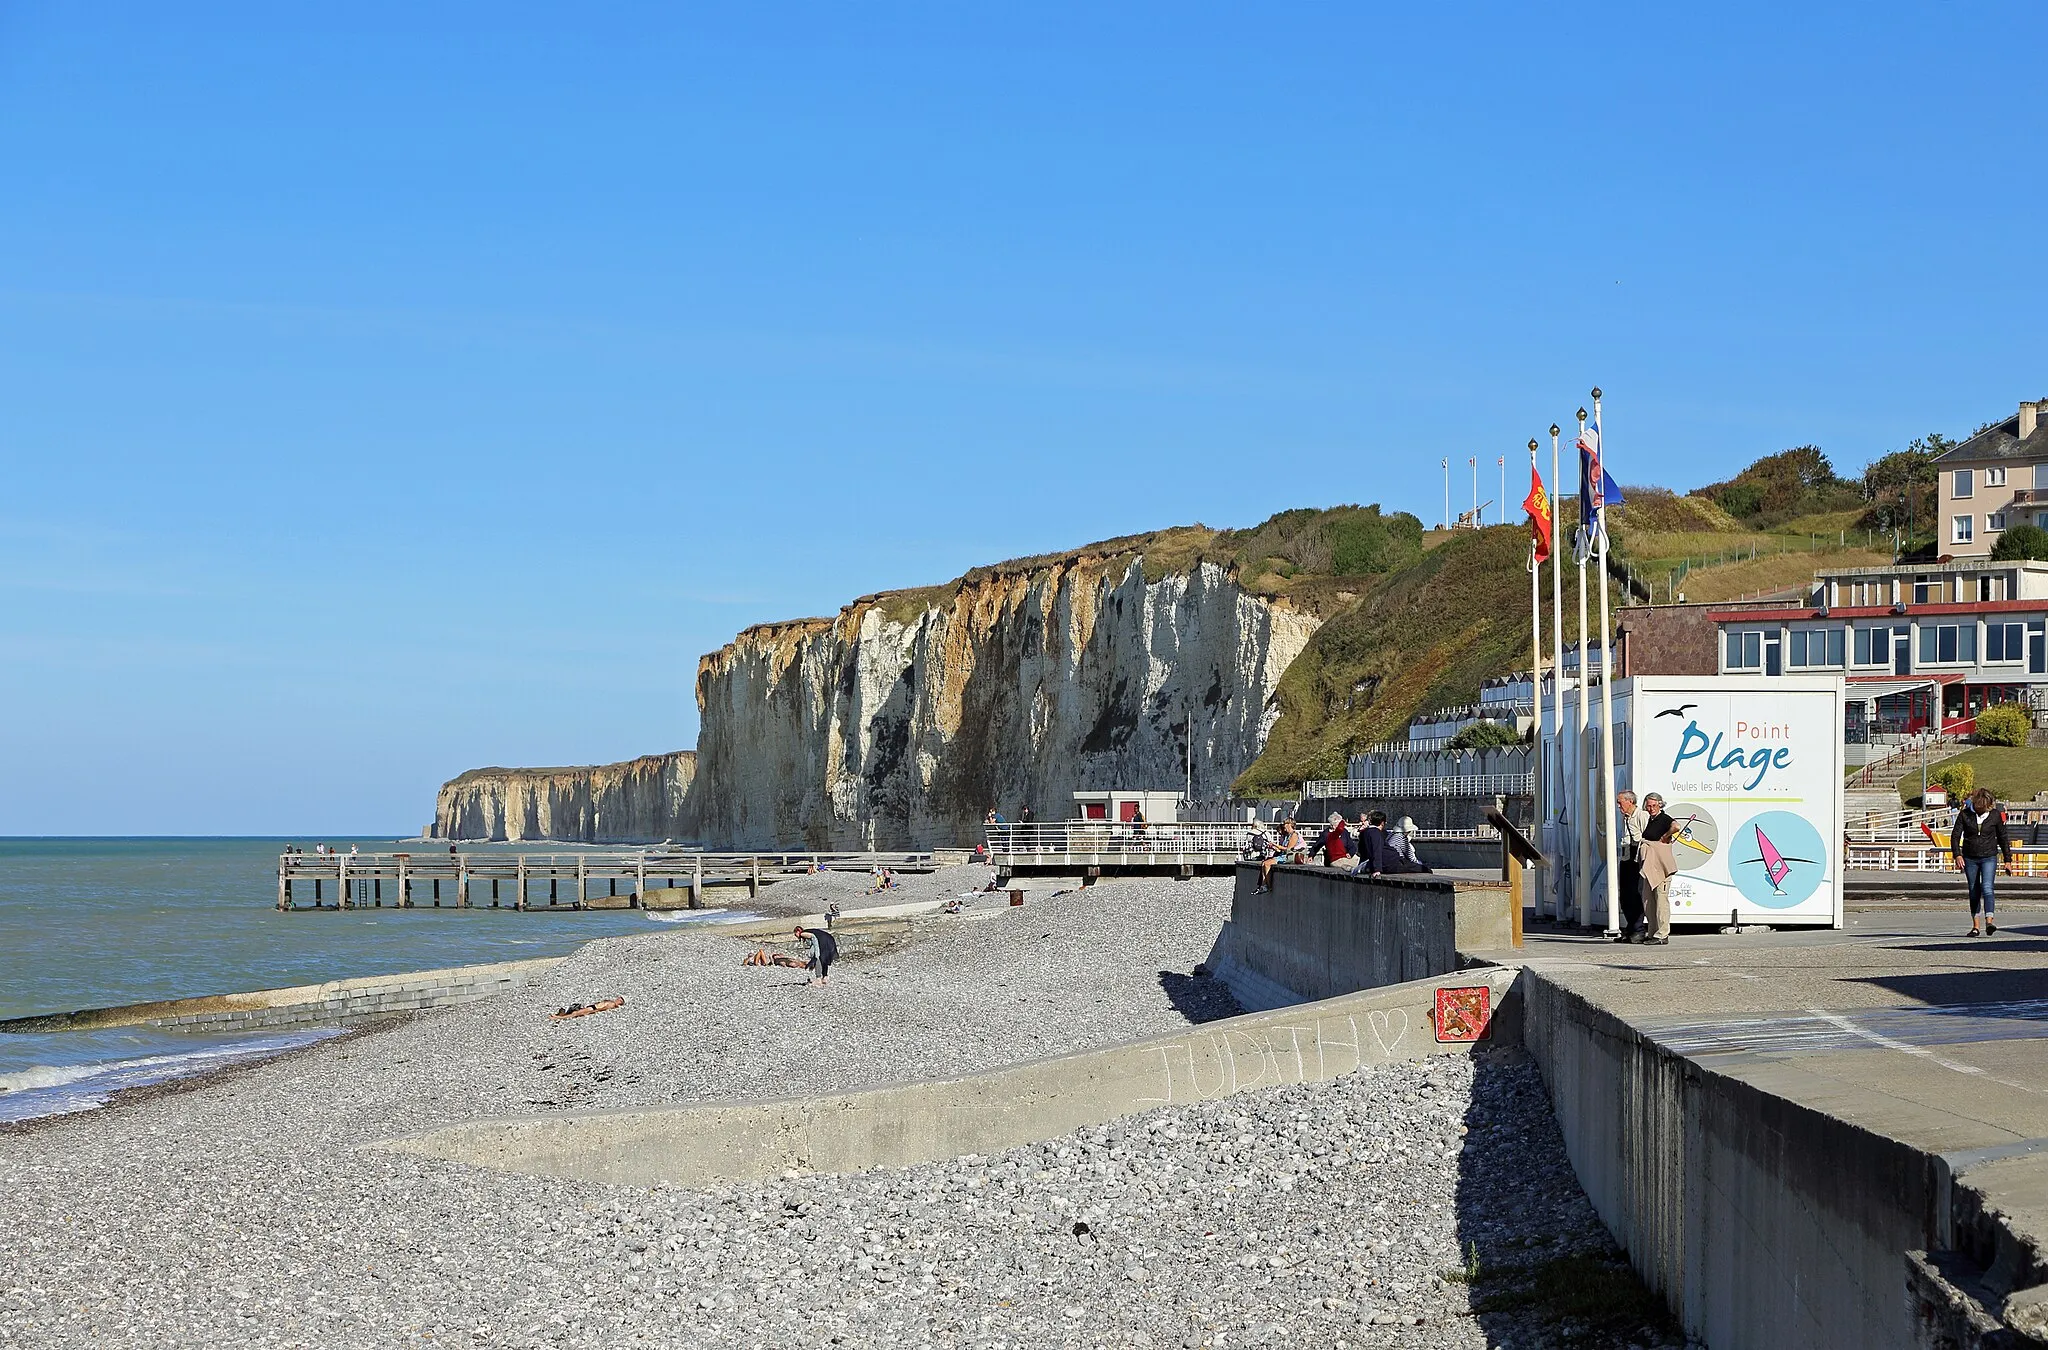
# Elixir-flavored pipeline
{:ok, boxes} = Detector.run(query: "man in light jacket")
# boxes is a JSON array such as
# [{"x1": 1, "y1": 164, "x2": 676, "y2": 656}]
[
  {"x1": 1637, "y1": 793, "x2": 1677, "y2": 945},
  {"x1": 1614, "y1": 791, "x2": 1649, "y2": 943}
]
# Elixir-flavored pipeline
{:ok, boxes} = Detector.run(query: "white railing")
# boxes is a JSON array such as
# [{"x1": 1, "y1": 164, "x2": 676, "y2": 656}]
[
  {"x1": 1302, "y1": 773, "x2": 1535, "y2": 799},
  {"x1": 1844, "y1": 805, "x2": 1954, "y2": 842},
  {"x1": 1845, "y1": 842, "x2": 2048, "y2": 872},
  {"x1": 984, "y1": 821, "x2": 1266, "y2": 857}
]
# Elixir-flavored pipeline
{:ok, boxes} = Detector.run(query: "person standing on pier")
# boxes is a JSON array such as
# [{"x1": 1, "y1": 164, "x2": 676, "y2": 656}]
[
  {"x1": 1613, "y1": 791, "x2": 1649, "y2": 943},
  {"x1": 1637, "y1": 794, "x2": 1677, "y2": 945}
]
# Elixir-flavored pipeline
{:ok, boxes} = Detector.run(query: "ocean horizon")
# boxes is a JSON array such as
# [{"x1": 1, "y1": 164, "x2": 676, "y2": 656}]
[{"x1": 0, "y1": 836, "x2": 688, "y2": 1123}]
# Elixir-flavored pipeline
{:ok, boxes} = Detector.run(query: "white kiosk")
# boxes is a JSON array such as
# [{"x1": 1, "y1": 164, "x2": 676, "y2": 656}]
[{"x1": 1549, "y1": 674, "x2": 1845, "y2": 929}]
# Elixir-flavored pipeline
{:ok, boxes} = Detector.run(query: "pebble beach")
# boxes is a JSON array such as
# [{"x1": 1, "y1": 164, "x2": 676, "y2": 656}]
[{"x1": 0, "y1": 869, "x2": 1675, "y2": 1349}]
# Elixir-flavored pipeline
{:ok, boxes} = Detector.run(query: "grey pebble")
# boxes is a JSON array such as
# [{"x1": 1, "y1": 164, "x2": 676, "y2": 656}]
[{"x1": 0, "y1": 871, "x2": 1674, "y2": 1349}]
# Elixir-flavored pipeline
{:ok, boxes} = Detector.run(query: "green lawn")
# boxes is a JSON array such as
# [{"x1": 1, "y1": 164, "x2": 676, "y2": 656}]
[{"x1": 1897, "y1": 746, "x2": 2048, "y2": 805}]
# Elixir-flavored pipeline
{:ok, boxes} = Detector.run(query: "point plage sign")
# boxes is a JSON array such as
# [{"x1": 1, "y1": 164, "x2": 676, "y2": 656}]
[{"x1": 1628, "y1": 678, "x2": 1842, "y2": 923}]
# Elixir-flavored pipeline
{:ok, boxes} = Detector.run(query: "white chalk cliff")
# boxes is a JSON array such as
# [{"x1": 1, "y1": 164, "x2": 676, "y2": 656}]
[
  {"x1": 689, "y1": 555, "x2": 1319, "y2": 849},
  {"x1": 433, "y1": 751, "x2": 695, "y2": 843}
]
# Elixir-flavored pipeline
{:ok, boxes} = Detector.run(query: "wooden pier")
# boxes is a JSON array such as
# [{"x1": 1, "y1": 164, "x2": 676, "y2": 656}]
[
  {"x1": 984, "y1": 821, "x2": 1259, "y2": 882},
  {"x1": 276, "y1": 849, "x2": 937, "y2": 912}
]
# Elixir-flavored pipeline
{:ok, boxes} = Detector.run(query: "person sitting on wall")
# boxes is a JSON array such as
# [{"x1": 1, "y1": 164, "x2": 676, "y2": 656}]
[
  {"x1": 1316, "y1": 812, "x2": 1353, "y2": 868},
  {"x1": 1357, "y1": 811, "x2": 1429, "y2": 877},
  {"x1": 1387, "y1": 816, "x2": 1431, "y2": 872},
  {"x1": 1245, "y1": 823, "x2": 1280, "y2": 893}
]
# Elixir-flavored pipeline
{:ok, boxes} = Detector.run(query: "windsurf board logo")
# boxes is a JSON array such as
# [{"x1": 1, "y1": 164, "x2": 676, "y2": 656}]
[{"x1": 1732, "y1": 810, "x2": 1827, "y2": 908}]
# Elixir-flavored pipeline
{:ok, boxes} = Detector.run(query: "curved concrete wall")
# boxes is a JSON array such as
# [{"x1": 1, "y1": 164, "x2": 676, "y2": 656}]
[
  {"x1": 373, "y1": 967, "x2": 1519, "y2": 1188},
  {"x1": 1210, "y1": 863, "x2": 1511, "y2": 1009},
  {"x1": 0, "y1": 958, "x2": 564, "y2": 1036}
]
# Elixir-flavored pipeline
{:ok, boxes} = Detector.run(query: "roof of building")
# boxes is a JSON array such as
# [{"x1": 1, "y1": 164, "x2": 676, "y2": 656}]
[
  {"x1": 1933, "y1": 410, "x2": 2048, "y2": 464},
  {"x1": 1815, "y1": 559, "x2": 2048, "y2": 579}
]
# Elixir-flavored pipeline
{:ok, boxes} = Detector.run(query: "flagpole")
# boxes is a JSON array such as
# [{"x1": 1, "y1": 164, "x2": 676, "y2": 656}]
[
  {"x1": 1527, "y1": 438, "x2": 1546, "y2": 922},
  {"x1": 1573, "y1": 415, "x2": 1593, "y2": 928},
  {"x1": 1547, "y1": 423, "x2": 1567, "y2": 920},
  {"x1": 1592, "y1": 389, "x2": 1621, "y2": 938}
]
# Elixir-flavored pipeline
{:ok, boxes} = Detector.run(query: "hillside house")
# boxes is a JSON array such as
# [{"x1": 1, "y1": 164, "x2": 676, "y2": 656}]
[{"x1": 1935, "y1": 398, "x2": 2048, "y2": 557}]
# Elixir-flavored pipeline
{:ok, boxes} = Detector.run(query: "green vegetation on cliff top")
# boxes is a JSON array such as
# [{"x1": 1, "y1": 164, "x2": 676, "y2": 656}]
[
  {"x1": 835, "y1": 437, "x2": 1963, "y2": 797},
  {"x1": 868, "y1": 504, "x2": 1426, "y2": 625}
]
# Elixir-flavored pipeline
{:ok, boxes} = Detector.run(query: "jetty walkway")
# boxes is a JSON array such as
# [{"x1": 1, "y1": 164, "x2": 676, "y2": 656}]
[{"x1": 276, "y1": 848, "x2": 937, "y2": 911}]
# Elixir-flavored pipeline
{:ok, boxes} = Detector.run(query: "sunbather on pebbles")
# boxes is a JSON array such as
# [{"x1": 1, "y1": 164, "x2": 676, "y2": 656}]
[{"x1": 550, "y1": 995, "x2": 625, "y2": 1021}]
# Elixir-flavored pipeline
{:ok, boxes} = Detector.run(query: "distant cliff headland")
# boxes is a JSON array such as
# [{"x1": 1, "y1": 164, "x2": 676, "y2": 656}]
[
  {"x1": 433, "y1": 751, "x2": 696, "y2": 844},
  {"x1": 436, "y1": 461, "x2": 1897, "y2": 846}
]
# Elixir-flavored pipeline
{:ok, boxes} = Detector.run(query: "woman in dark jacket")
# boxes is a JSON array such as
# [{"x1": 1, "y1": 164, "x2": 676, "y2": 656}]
[{"x1": 1951, "y1": 788, "x2": 2014, "y2": 937}]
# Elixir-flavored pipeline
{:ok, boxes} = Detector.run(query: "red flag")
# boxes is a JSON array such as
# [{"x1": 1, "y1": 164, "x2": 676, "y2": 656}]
[{"x1": 1524, "y1": 467, "x2": 1553, "y2": 564}]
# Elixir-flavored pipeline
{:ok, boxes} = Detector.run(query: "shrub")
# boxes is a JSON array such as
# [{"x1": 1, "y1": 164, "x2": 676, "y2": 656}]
[
  {"x1": 1930, "y1": 762, "x2": 1975, "y2": 801},
  {"x1": 1975, "y1": 703, "x2": 2033, "y2": 748},
  {"x1": 1448, "y1": 720, "x2": 1524, "y2": 750},
  {"x1": 1990, "y1": 524, "x2": 2048, "y2": 562}
]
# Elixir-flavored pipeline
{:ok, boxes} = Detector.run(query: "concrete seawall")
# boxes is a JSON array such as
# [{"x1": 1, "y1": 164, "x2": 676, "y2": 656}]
[
  {"x1": 1208, "y1": 862, "x2": 1511, "y2": 1008},
  {"x1": 1517, "y1": 967, "x2": 1939, "y2": 1349},
  {"x1": 1513, "y1": 961, "x2": 2048, "y2": 1350},
  {"x1": 0, "y1": 957, "x2": 565, "y2": 1036},
  {"x1": 375, "y1": 966, "x2": 1521, "y2": 1187}
]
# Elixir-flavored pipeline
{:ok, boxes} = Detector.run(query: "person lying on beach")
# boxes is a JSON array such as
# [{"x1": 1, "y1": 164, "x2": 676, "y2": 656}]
[{"x1": 550, "y1": 996, "x2": 626, "y2": 1020}]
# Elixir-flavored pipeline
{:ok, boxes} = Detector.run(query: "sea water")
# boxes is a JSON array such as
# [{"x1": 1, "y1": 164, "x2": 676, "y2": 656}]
[{"x1": 0, "y1": 837, "x2": 740, "y2": 1122}]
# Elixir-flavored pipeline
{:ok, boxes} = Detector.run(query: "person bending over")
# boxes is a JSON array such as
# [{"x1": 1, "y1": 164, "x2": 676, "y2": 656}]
[{"x1": 792, "y1": 923, "x2": 839, "y2": 986}]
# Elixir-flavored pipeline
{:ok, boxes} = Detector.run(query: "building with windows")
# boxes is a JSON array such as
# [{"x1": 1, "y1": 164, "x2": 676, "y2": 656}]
[
  {"x1": 1710, "y1": 558, "x2": 2048, "y2": 743},
  {"x1": 1936, "y1": 398, "x2": 2048, "y2": 557}
]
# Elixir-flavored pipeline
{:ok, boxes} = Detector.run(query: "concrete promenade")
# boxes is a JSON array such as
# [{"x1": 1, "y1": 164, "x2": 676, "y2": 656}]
[{"x1": 1466, "y1": 912, "x2": 2048, "y2": 1349}]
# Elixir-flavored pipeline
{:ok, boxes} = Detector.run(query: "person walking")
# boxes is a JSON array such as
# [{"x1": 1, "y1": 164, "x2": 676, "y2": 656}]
[
  {"x1": 1614, "y1": 790, "x2": 1649, "y2": 943},
  {"x1": 1952, "y1": 787, "x2": 2014, "y2": 937},
  {"x1": 1637, "y1": 793, "x2": 1677, "y2": 945}
]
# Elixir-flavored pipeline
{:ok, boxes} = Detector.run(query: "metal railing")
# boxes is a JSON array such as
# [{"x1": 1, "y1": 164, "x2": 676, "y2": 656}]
[
  {"x1": 983, "y1": 821, "x2": 1264, "y2": 857},
  {"x1": 1851, "y1": 734, "x2": 1962, "y2": 787},
  {"x1": 1844, "y1": 805, "x2": 1954, "y2": 842},
  {"x1": 1845, "y1": 842, "x2": 2048, "y2": 874},
  {"x1": 1301, "y1": 773, "x2": 1535, "y2": 799}
]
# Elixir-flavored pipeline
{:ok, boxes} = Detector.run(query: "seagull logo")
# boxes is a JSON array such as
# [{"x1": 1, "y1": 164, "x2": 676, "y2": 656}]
[{"x1": 1655, "y1": 704, "x2": 1698, "y2": 719}]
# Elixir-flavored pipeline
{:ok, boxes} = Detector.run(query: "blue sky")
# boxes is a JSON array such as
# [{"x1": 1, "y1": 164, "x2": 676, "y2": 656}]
[{"x1": 3, "y1": 2, "x2": 2043, "y2": 834}]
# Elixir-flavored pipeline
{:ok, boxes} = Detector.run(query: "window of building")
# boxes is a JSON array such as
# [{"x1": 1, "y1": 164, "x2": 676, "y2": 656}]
[
  {"x1": 1954, "y1": 516, "x2": 1975, "y2": 545},
  {"x1": 1986, "y1": 467, "x2": 2007, "y2": 488},
  {"x1": 1788, "y1": 628, "x2": 1844, "y2": 668},
  {"x1": 1990, "y1": 513, "x2": 2008, "y2": 532},
  {"x1": 1913, "y1": 576, "x2": 1941, "y2": 604},
  {"x1": 1918, "y1": 623, "x2": 1978, "y2": 665},
  {"x1": 1724, "y1": 630, "x2": 1763, "y2": 670},
  {"x1": 2037, "y1": 463, "x2": 2048, "y2": 489},
  {"x1": 1979, "y1": 574, "x2": 2009, "y2": 602},
  {"x1": 1854, "y1": 626, "x2": 1898, "y2": 666},
  {"x1": 1955, "y1": 469, "x2": 1975, "y2": 498},
  {"x1": 1988, "y1": 621, "x2": 2026, "y2": 662}
]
